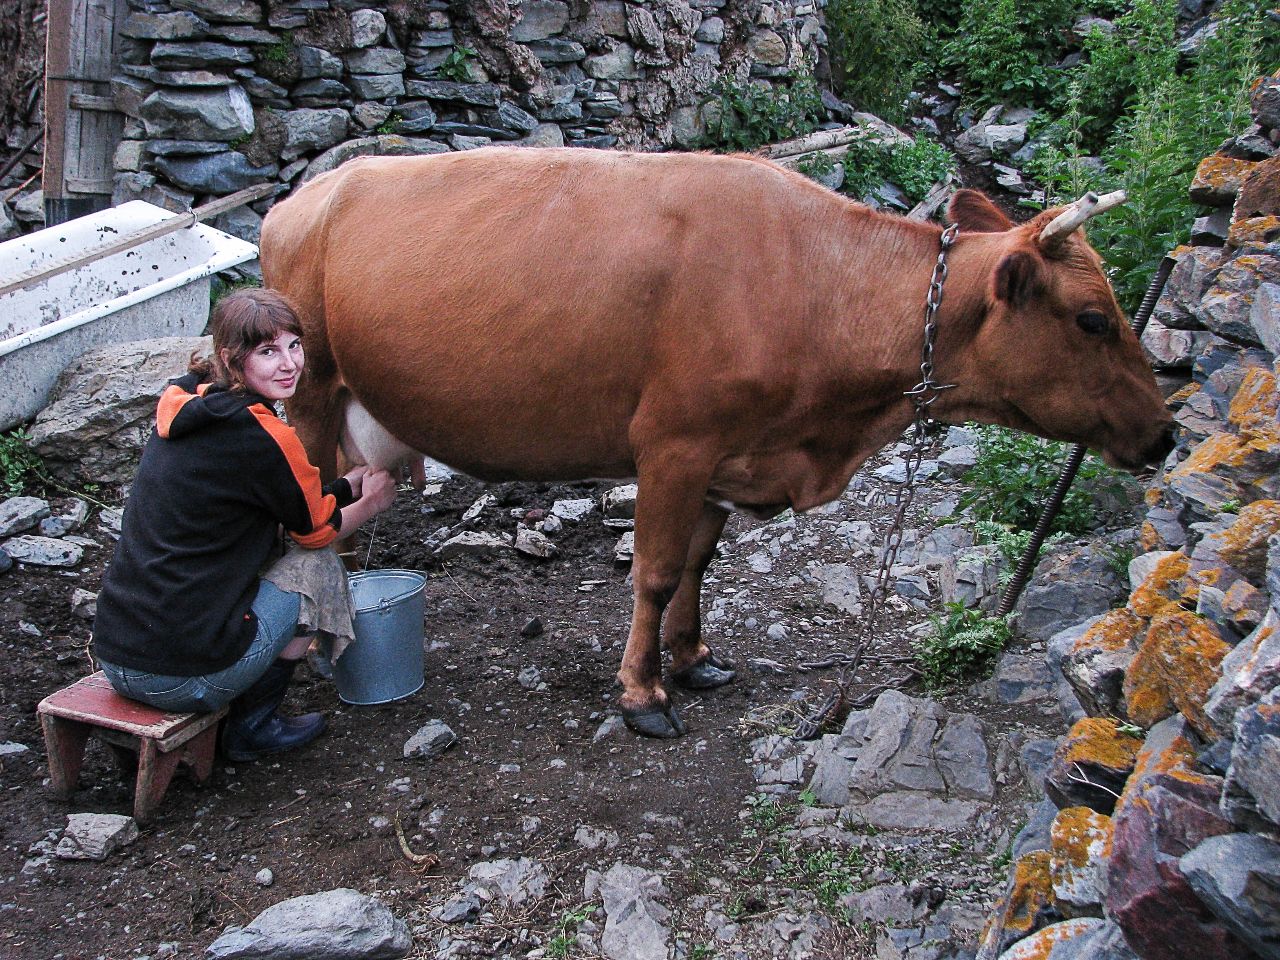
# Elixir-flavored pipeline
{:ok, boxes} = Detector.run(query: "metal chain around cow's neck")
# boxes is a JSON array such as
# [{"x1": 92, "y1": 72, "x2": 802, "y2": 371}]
[{"x1": 793, "y1": 223, "x2": 960, "y2": 740}]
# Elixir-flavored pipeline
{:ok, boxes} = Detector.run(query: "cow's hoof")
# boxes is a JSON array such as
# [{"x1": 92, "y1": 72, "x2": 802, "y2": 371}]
[
  {"x1": 623, "y1": 702, "x2": 687, "y2": 738},
  {"x1": 672, "y1": 649, "x2": 737, "y2": 690},
  {"x1": 672, "y1": 661, "x2": 737, "y2": 690}
]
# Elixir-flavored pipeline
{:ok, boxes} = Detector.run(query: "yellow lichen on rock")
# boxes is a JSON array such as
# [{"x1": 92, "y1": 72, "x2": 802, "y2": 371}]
[
  {"x1": 1228, "y1": 368, "x2": 1280, "y2": 441},
  {"x1": 1051, "y1": 807, "x2": 1112, "y2": 869},
  {"x1": 1002, "y1": 851, "x2": 1057, "y2": 937},
  {"x1": 1169, "y1": 432, "x2": 1253, "y2": 476},
  {"x1": 1075, "y1": 608, "x2": 1146, "y2": 654},
  {"x1": 1216, "y1": 499, "x2": 1280, "y2": 583},
  {"x1": 1060, "y1": 717, "x2": 1145, "y2": 772},
  {"x1": 1129, "y1": 551, "x2": 1191, "y2": 618},
  {"x1": 1144, "y1": 609, "x2": 1232, "y2": 741},
  {"x1": 1191, "y1": 155, "x2": 1259, "y2": 203},
  {"x1": 1124, "y1": 629, "x2": 1177, "y2": 729},
  {"x1": 1228, "y1": 214, "x2": 1280, "y2": 248}
]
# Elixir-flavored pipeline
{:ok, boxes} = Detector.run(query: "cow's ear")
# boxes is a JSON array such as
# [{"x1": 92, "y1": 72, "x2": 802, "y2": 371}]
[
  {"x1": 993, "y1": 251, "x2": 1043, "y2": 307},
  {"x1": 948, "y1": 189, "x2": 1013, "y2": 233}
]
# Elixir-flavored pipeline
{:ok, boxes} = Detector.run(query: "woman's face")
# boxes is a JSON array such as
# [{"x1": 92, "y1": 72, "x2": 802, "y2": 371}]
[{"x1": 236, "y1": 331, "x2": 304, "y2": 401}]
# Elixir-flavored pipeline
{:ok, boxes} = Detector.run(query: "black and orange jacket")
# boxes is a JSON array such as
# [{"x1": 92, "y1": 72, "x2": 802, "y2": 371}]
[{"x1": 92, "y1": 373, "x2": 354, "y2": 677}]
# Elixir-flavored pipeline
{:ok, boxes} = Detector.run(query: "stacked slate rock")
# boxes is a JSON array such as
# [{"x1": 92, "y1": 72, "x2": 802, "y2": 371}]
[
  {"x1": 107, "y1": 0, "x2": 833, "y2": 231},
  {"x1": 977, "y1": 70, "x2": 1280, "y2": 960}
]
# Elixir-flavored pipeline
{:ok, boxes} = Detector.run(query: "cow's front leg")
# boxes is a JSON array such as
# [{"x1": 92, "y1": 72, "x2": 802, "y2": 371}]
[
  {"x1": 620, "y1": 455, "x2": 715, "y2": 738},
  {"x1": 665, "y1": 501, "x2": 736, "y2": 690}
]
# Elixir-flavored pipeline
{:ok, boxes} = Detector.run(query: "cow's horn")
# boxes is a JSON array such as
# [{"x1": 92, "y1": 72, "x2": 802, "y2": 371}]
[{"x1": 1039, "y1": 190, "x2": 1127, "y2": 248}]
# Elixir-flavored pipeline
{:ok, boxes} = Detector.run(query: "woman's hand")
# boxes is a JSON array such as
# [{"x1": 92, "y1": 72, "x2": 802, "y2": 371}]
[
  {"x1": 362, "y1": 469, "x2": 397, "y2": 515},
  {"x1": 343, "y1": 465, "x2": 371, "y2": 497}
]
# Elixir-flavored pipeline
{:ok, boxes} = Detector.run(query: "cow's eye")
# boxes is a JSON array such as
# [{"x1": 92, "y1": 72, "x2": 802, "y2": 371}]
[{"x1": 1076, "y1": 311, "x2": 1110, "y2": 335}]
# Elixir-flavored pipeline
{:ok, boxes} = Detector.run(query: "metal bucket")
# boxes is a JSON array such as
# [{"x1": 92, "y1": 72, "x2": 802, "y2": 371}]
[{"x1": 335, "y1": 570, "x2": 426, "y2": 705}]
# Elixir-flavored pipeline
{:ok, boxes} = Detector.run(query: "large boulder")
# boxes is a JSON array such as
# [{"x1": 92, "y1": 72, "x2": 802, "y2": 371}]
[
  {"x1": 1181, "y1": 833, "x2": 1280, "y2": 960},
  {"x1": 28, "y1": 337, "x2": 211, "y2": 485},
  {"x1": 1105, "y1": 717, "x2": 1246, "y2": 960},
  {"x1": 1016, "y1": 543, "x2": 1128, "y2": 643}
]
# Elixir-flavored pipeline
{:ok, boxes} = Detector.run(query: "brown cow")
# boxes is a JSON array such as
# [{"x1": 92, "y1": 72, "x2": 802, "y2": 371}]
[{"x1": 260, "y1": 147, "x2": 1173, "y2": 738}]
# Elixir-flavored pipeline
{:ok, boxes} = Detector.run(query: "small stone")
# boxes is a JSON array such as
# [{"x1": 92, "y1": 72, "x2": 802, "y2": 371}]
[
  {"x1": 404, "y1": 720, "x2": 457, "y2": 760},
  {"x1": 514, "y1": 525, "x2": 558, "y2": 559},
  {"x1": 70, "y1": 589, "x2": 97, "y2": 620},
  {"x1": 521, "y1": 617, "x2": 544, "y2": 638},
  {"x1": 0, "y1": 496, "x2": 51, "y2": 537},
  {"x1": 55, "y1": 813, "x2": 138, "y2": 861},
  {"x1": 551, "y1": 498, "x2": 595, "y2": 522},
  {"x1": 517, "y1": 665, "x2": 542, "y2": 690},
  {"x1": 3, "y1": 535, "x2": 83, "y2": 567},
  {"x1": 254, "y1": 867, "x2": 273, "y2": 887},
  {"x1": 435, "y1": 531, "x2": 511, "y2": 560},
  {"x1": 593, "y1": 714, "x2": 626, "y2": 743}
]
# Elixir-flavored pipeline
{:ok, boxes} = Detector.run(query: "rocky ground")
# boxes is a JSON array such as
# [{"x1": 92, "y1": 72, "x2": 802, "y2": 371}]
[{"x1": 0, "y1": 425, "x2": 1121, "y2": 960}]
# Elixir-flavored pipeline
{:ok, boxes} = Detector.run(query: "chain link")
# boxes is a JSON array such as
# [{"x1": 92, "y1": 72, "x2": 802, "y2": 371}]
[{"x1": 794, "y1": 223, "x2": 960, "y2": 739}]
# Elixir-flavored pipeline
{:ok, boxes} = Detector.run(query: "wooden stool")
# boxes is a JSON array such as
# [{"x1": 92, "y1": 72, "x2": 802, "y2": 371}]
[{"x1": 37, "y1": 672, "x2": 227, "y2": 823}]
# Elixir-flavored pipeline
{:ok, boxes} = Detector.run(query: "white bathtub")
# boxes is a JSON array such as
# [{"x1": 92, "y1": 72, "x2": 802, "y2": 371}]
[{"x1": 0, "y1": 201, "x2": 258, "y2": 431}]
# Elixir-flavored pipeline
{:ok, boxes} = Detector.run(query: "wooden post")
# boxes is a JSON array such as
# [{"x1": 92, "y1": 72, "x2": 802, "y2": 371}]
[{"x1": 43, "y1": 0, "x2": 128, "y2": 226}]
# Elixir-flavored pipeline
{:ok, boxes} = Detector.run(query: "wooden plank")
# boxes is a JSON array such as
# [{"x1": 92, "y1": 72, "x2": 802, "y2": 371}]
[
  {"x1": 64, "y1": 176, "x2": 114, "y2": 193},
  {"x1": 0, "y1": 183, "x2": 274, "y2": 297},
  {"x1": 43, "y1": 0, "x2": 73, "y2": 201},
  {"x1": 69, "y1": 93, "x2": 116, "y2": 111}
]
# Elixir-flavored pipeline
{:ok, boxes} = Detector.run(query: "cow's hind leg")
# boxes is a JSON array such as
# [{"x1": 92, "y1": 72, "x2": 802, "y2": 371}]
[
  {"x1": 665, "y1": 501, "x2": 736, "y2": 690},
  {"x1": 620, "y1": 451, "x2": 716, "y2": 738}
]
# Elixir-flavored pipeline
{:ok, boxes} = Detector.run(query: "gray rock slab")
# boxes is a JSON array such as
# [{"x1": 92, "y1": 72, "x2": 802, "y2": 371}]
[
  {"x1": 0, "y1": 497, "x2": 51, "y2": 537},
  {"x1": 205, "y1": 888, "x2": 411, "y2": 959},
  {"x1": 349, "y1": 9, "x2": 385, "y2": 47},
  {"x1": 141, "y1": 84, "x2": 253, "y2": 141},
  {"x1": 816, "y1": 563, "x2": 861, "y2": 613},
  {"x1": 512, "y1": 0, "x2": 570, "y2": 41},
  {"x1": 843, "y1": 882, "x2": 928, "y2": 925},
  {"x1": 514, "y1": 526, "x2": 557, "y2": 558},
  {"x1": 281, "y1": 108, "x2": 350, "y2": 161},
  {"x1": 551, "y1": 498, "x2": 595, "y2": 522},
  {"x1": 403, "y1": 80, "x2": 502, "y2": 107},
  {"x1": 1226, "y1": 688, "x2": 1280, "y2": 828},
  {"x1": 1181, "y1": 832, "x2": 1280, "y2": 960},
  {"x1": 153, "y1": 151, "x2": 277, "y2": 193},
  {"x1": 1012, "y1": 798, "x2": 1058, "y2": 858},
  {"x1": 436, "y1": 531, "x2": 510, "y2": 560},
  {"x1": 998, "y1": 918, "x2": 1106, "y2": 960},
  {"x1": 845, "y1": 792, "x2": 985, "y2": 831},
  {"x1": 3, "y1": 535, "x2": 83, "y2": 567},
  {"x1": 588, "y1": 863, "x2": 670, "y2": 960},
  {"x1": 403, "y1": 720, "x2": 456, "y2": 760},
  {"x1": 936, "y1": 713, "x2": 995, "y2": 800},
  {"x1": 1015, "y1": 544, "x2": 1126, "y2": 643},
  {"x1": 55, "y1": 813, "x2": 138, "y2": 861},
  {"x1": 465, "y1": 857, "x2": 549, "y2": 906},
  {"x1": 1206, "y1": 608, "x2": 1280, "y2": 738},
  {"x1": 984, "y1": 651, "x2": 1056, "y2": 705}
]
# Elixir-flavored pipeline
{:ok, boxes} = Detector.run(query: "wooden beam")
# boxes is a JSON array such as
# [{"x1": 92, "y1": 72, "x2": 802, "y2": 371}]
[
  {"x1": 64, "y1": 176, "x2": 114, "y2": 194},
  {"x1": 69, "y1": 93, "x2": 117, "y2": 112},
  {"x1": 43, "y1": 0, "x2": 74, "y2": 202}
]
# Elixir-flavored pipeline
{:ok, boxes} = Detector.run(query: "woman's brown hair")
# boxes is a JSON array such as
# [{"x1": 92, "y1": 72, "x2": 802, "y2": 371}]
[{"x1": 189, "y1": 287, "x2": 305, "y2": 391}]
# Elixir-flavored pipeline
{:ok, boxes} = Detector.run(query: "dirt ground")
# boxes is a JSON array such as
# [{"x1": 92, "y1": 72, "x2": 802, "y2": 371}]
[{"x1": 0, "y1": 429, "x2": 1074, "y2": 960}]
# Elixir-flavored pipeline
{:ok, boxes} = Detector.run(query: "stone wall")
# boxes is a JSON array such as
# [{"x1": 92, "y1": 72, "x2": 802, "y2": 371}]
[
  {"x1": 976, "y1": 70, "x2": 1280, "y2": 960},
  {"x1": 107, "y1": 0, "x2": 829, "y2": 243}
]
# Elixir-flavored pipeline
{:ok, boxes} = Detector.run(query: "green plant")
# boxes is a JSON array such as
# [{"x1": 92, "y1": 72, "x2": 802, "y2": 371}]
[
  {"x1": 960, "y1": 425, "x2": 1122, "y2": 535},
  {"x1": 210, "y1": 275, "x2": 263, "y2": 308},
  {"x1": 688, "y1": 946, "x2": 716, "y2": 960},
  {"x1": 1104, "y1": 542, "x2": 1136, "y2": 579},
  {"x1": 262, "y1": 37, "x2": 293, "y2": 65},
  {"x1": 1043, "y1": 0, "x2": 1277, "y2": 311},
  {"x1": 825, "y1": 0, "x2": 930, "y2": 121},
  {"x1": 744, "y1": 794, "x2": 789, "y2": 837},
  {"x1": 704, "y1": 70, "x2": 824, "y2": 152},
  {"x1": 375, "y1": 112, "x2": 402, "y2": 135},
  {"x1": 841, "y1": 134, "x2": 955, "y2": 205},
  {"x1": 439, "y1": 45, "x2": 477, "y2": 83},
  {"x1": 943, "y1": 0, "x2": 1076, "y2": 107},
  {"x1": 546, "y1": 904, "x2": 594, "y2": 958},
  {"x1": 0, "y1": 429, "x2": 41, "y2": 498},
  {"x1": 1115, "y1": 720, "x2": 1146, "y2": 738},
  {"x1": 795, "y1": 151, "x2": 836, "y2": 181},
  {"x1": 916, "y1": 602, "x2": 1012, "y2": 688},
  {"x1": 1220, "y1": 498, "x2": 1243, "y2": 514},
  {"x1": 776, "y1": 847, "x2": 867, "y2": 909}
]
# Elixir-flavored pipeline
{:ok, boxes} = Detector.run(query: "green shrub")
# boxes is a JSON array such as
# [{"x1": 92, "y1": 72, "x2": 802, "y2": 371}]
[
  {"x1": 841, "y1": 134, "x2": 956, "y2": 205},
  {"x1": 825, "y1": 0, "x2": 930, "y2": 121},
  {"x1": 0, "y1": 429, "x2": 42, "y2": 498},
  {"x1": 916, "y1": 602, "x2": 1012, "y2": 688},
  {"x1": 943, "y1": 0, "x2": 1076, "y2": 107},
  {"x1": 960, "y1": 425, "x2": 1122, "y2": 535},
  {"x1": 705, "y1": 71, "x2": 825, "y2": 152}
]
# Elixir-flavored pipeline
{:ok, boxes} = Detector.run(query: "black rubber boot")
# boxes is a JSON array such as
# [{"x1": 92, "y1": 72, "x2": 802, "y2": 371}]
[{"x1": 221, "y1": 658, "x2": 327, "y2": 762}]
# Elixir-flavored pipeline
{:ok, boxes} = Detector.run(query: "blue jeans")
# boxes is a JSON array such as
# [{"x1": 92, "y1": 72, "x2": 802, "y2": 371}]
[{"x1": 100, "y1": 581, "x2": 301, "y2": 713}]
